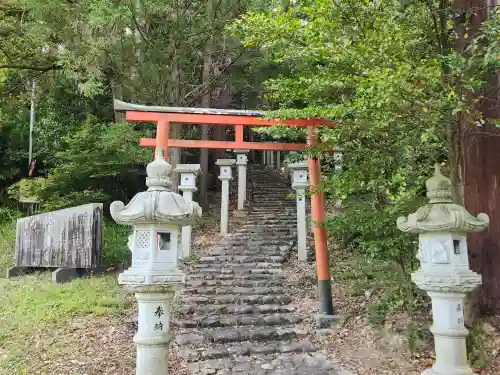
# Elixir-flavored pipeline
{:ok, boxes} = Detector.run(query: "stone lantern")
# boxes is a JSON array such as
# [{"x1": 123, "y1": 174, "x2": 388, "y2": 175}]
[
  {"x1": 110, "y1": 152, "x2": 202, "y2": 375},
  {"x1": 397, "y1": 164, "x2": 489, "y2": 375},
  {"x1": 288, "y1": 160, "x2": 309, "y2": 261},
  {"x1": 234, "y1": 150, "x2": 249, "y2": 211},
  {"x1": 174, "y1": 164, "x2": 201, "y2": 259},
  {"x1": 216, "y1": 159, "x2": 235, "y2": 235}
]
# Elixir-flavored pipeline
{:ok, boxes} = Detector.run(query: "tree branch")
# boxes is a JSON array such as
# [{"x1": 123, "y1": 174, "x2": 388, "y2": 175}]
[{"x1": 0, "y1": 64, "x2": 61, "y2": 71}]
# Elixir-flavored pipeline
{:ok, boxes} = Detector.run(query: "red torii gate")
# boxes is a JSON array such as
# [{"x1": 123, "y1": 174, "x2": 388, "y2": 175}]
[{"x1": 115, "y1": 99, "x2": 338, "y2": 318}]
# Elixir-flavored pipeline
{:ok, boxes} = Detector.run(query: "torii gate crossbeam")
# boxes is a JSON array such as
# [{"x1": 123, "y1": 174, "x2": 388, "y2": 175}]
[{"x1": 115, "y1": 99, "x2": 337, "y2": 320}]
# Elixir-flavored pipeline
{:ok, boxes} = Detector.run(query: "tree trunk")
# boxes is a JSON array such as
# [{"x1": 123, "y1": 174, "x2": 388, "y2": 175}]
[
  {"x1": 110, "y1": 77, "x2": 125, "y2": 123},
  {"x1": 199, "y1": 46, "x2": 212, "y2": 208},
  {"x1": 461, "y1": 0, "x2": 500, "y2": 316},
  {"x1": 168, "y1": 124, "x2": 181, "y2": 192}
]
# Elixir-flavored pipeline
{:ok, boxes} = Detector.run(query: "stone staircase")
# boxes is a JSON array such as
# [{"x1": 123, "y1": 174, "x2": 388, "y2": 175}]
[{"x1": 175, "y1": 164, "x2": 346, "y2": 375}]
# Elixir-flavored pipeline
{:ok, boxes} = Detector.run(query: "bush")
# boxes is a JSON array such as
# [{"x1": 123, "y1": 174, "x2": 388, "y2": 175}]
[
  {"x1": 24, "y1": 118, "x2": 151, "y2": 212},
  {"x1": 101, "y1": 220, "x2": 131, "y2": 266},
  {"x1": 0, "y1": 207, "x2": 19, "y2": 225},
  {"x1": 325, "y1": 191, "x2": 428, "y2": 321},
  {"x1": 0, "y1": 213, "x2": 17, "y2": 275}
]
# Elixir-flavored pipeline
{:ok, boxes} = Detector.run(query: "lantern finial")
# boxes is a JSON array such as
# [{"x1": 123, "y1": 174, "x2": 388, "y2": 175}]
[{"x1": 426, "y1": 163, "x2": 453, "y2": 204}]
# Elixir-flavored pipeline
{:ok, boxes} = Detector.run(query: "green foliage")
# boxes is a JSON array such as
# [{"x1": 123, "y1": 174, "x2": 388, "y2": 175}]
[
  {"x1": 0, "y1": 207, "x2": 19, "y2": 225},
  {"x1": 232, "y1": 1, "x2": 500, "y2": 326},
  {"x1": 101, "y1": 220, "x2": 131, "y2": 266},
  {"x1": 0, "y1": 213, "x2": 16, "y2": 275},
  {"x1": 467, "y1": 324, "x2": 489, "y2": 369},
  {"x1": 0, "y1": 0, "x2": 264, "y2": 209},
  {"x1": 233, "y1": 0, "x2": 447, "y2": 263},
  {"x1": 27, "y1": 119, "x2": 151, "y2": 211}
]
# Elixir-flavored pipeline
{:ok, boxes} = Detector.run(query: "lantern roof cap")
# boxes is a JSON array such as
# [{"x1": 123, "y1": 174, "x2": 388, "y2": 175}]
[
  {"x1": 111, "y1": 151, "x2": 202, "y2": 225},
  {"x1": 397, "y1": 164, "x2": 488, "y2": 233},
  {"x1": 215, "y1": 159, "x2": 236, "y2": 166},
  {"x1": 174, "y1": 164, "x2": 201, "y2": 174},
  {"x1": 288, "y1": 161, "x2": 308, "y2": 170}
]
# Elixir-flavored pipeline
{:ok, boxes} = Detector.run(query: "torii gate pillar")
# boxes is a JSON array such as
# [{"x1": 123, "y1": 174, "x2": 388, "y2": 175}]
[{"x1": 308, "y1": 127, "x2": 339, "y2": 327}]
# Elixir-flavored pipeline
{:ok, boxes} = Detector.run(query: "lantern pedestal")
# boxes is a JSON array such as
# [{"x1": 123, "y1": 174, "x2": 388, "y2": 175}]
[
  {"x1": 133, "y1": 286, "x2": 177, "y2": 375},
  {"x1": 412, "y1": 270, "x2": 481, "y2": 375}
]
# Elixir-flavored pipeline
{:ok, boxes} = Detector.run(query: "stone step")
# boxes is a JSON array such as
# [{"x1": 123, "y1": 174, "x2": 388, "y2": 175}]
[
  {"x1": 177, "y1": 339, "x2": 315, "y2": 362},
  {"x1": 227, "y1": 238, "x2": 296, "y2": 245},
  {"x1": 227, "y1": 234, "x2": 297, "y2": 239},
  {"x1": 186, "y1": 273, "x2": 285, "y2": 282},
  {"x1": 209, "y1": 245, "x2": 287, "y2": 252},
  {"x1": 253, "y1": 197, "x2": 293, "y2": 201},
  {"x1": 247, "y1": 211, "x2": 296, "y2": 215},
  {"x1": 253, "y1": 189, "x2": 292, "y2": 192},
  {"x1": 194, "y1": 267, "x2": 284, "y2": 275},
  {"x1": 250, "y1": 199, "x2": 294, "y2": 203},
  {"x1": 247, "y1": 215, "x2": 295, "y2": 220},
  {"x1": 223, "y1": 246, "x2": 293, "y2": 253},
  {"x1": 228, "y1": 235, "x2": 296, "y2": 242},
  {"x1": 182, "y1": 294, "x2": 293, "y2": 306},
  {"x1": 178, "y1": 303, "x2": 296, "y2": 316},
  {"x1": 192, "y1": 262, "x2": 282, "y2": 270},
  {"x1": 228, "y1": 239, "x2": 294, "y2": 246},
  {"x1": 234, "y1": 228, "x2": 295, "y2": 234},
  {"x1": 183, "y1": 286, "x2": 286, "y2": 296},
  {"x1": 185, "y1": 278, "x2": 284, "y2": 288},
  {"x1": 247, "y1": 215, "x2": 297, "y2": 221},
  {"x1": 253, "y1": 194, "x2": 293, "y2": 197},
  {"x1": 193, "y1": 264, "x2": 283, "y2": 272},
  {"x1": 252, "y1": 191, "x2": 291, "y2": 195},
  {"x1": 198, "y1": 255, "x2": 285, "y2": 264},
  {"x1": 246, "y1": 215, "x2": 297, "y2": 219},
  {"x1": 230, "y1": 230, "x2": 296, "y2": 236},
  {"x1": 250, "y1": 208, "x2": 296, "y2": 212},
  {"x1": 175, "y1": 325, "x2": 308, "y2": 346},
  {"x1": 249, "y1": 203, "x2": 295, "y2": 207},
  {"x1": 237, "y1": 230, "x2": 295, "y2": 235},
  {"x1": 176, "y1": 312, "x2": 301, "y2": 329},
  {"x1": 249, "y1": 199, "x2": 294, "y2": 204},
  {"x1": 210, "y1": 249, "x2": 291, "y2": 257},
  {"x1": 240, "y1": 224, "x2": 296, "y2": 229},
  {"x1": 223, "y1": 241, "x2": 293, "y2": 248},
  {"x1": 184, "y1": 351, "x2": 336, "y2": 375},
  {"x1": 209, "y1": 244, "x2": 290, "y2": 252},
  {"x1": 253, "y1": 205, "x2": 294, "y2": 208},
  {"x1": 207, "y1": 249, "x2": 286, "y2": 257}
]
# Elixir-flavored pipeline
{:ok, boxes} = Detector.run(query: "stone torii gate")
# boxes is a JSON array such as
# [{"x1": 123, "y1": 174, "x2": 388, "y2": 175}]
[{"x1": 114, "y1": 99, "x2": 340, "y2": 324}]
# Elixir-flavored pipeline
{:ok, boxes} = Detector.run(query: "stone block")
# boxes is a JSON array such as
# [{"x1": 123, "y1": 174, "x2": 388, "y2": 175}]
[
  {"x1": 13, "y1": 203, "x2": 103, "y2": 270},
  {"x1": 6, "y1": 266, "x2": 36, "y2": 278},
  {"x1": 51, "y1": 266, "x2": 109, "y2": 284},
  {"x1": 315, "y1": 313, "x2": 344, "y2": 329}
]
